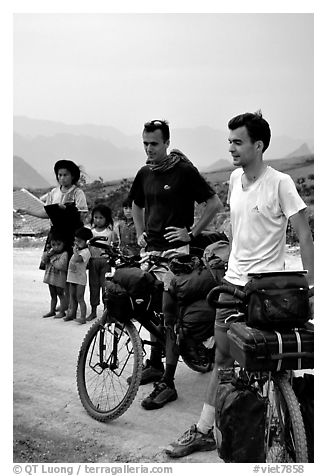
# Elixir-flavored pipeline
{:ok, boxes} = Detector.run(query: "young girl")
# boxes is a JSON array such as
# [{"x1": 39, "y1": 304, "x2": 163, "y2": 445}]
[
  {"x1": 87, "y1": 204, "x2": 118, "y2": 321},
  {"x1": 64, "y1": 226, "x2": 93, "y2": 324},
  {"x1": 42, "y1": 231, "x2": 69, "y2": 319}
]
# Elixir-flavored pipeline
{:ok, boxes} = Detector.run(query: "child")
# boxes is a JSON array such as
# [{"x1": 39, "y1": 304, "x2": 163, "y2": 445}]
[
  {"x1": 64, "y1": 226, "x2": 93, "y2": 324},
  {"x1": 115, "y1": 197, "x2": 141, "y2": 257},
  {"x1": 87, "y1": 204, "x2": 118, "y2": 322},
  {"x1": 42, "y1": 230, "x2": 69, "y2": 318}
]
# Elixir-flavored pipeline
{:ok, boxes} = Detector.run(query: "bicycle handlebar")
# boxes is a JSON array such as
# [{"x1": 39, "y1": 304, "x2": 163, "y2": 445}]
[
  {"x1": 206, "y1": 284, "x2": 246, "y2": 309},
  {"x1": 88, "y1": 237, "x2": 141, "y2": 266}
]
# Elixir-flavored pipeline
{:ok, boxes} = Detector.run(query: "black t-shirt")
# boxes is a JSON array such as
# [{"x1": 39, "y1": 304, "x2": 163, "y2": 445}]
[{"x1": 129, "y1": 161, "x2": 216, "y2": 251}]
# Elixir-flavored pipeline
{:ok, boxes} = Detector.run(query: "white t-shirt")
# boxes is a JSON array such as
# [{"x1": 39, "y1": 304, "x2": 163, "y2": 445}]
[
  {"x1": 88, "y1": 227, "x2": 116, "y2": 258},
  {"x1": 67, "y1": 247, "x2": 91, "y2": 285},
  {"x1": 225, "y1": 166, "x2": 306, "y2": 286},
  {"x1": 45, "y1": 185, "x2": 88, "y2": 212}
]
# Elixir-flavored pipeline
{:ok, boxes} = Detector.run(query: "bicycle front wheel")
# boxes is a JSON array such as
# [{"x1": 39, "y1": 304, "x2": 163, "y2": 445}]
[
  {"x1": 76, "y1": 317, "x2": 143, "y2": 422},
  {"x1": 266, "y1": 374, "x2": 308, "y2": 463}
]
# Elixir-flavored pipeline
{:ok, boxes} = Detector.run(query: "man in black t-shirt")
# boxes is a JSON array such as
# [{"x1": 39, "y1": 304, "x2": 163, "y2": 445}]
[{"x1": 129, "y1": 119, "x2": 222, "y2": 410}]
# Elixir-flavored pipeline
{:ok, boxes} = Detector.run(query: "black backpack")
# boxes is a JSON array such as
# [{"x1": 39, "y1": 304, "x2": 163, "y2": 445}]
[{"x1": 215, "y1": 378, "x2": 267, "y2": 463}]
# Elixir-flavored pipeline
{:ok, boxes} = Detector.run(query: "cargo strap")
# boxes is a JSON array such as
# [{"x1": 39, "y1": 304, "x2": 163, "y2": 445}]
[
  {"x1": 294, "y1": 328, "x2": 302, "y2": 369},
  {"x1": 274, "y1": 328, "x2": 302, "y2": 371},
  {"x1": 274, "y1": 330, "x2": 283, "y2": 371}
]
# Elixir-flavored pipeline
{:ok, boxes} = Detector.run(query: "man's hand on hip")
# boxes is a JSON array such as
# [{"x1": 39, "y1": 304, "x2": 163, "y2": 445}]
[
  {"x1": 164, "y1": 226, "x2": 191, "y2": 243},
  {"x1": 137, "y1": 232, "x2": 147, "y2": 247}
]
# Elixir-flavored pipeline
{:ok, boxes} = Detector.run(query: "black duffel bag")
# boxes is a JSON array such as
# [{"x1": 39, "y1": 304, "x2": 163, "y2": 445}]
[{"x1": 244, "y1": 271, "x2": 310, "y2": 330}]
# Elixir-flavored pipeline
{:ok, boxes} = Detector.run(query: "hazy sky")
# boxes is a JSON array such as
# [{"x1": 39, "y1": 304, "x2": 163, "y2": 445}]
[{"x1": 14, "y1": 13, "x2": 313, "y2": 140}]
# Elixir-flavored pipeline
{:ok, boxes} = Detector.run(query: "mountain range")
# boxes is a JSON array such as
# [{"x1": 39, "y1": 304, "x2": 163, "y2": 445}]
[
  {"x1": 13, "y1": 116, "x2": 314, "y2": 186},
  {"x1": 13, "y1": 155, "x2": 51, "y2": 189}
]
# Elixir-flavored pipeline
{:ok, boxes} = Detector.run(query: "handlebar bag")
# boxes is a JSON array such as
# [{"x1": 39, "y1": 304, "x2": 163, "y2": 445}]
[{"x1": 244, "y1": 272, "x2": 310, "y2": 329}]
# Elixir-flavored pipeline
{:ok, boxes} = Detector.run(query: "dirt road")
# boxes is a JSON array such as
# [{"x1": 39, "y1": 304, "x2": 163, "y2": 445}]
[
  {"x1": 13, "y1": 247, "x2": 222, "y2": 464},
  {"x1": 13, "y1": 246, "x2": 302, "y2": 464}
]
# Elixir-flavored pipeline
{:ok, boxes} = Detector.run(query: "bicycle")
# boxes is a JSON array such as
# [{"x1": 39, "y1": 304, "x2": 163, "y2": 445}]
[
  {"x1": 206, "y1": 281, "x2": 314, "y2": 463},
  {"x1": 76, "y1": 237, "x2": 216, "y2": 422}
]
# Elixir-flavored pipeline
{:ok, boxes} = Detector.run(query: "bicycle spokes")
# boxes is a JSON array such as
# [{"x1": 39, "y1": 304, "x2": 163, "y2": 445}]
[
  {"x1": 266, "y1": 381, "x2": 297, "y2": 462},
  {"x1": 87, "y1": 323, "x2": 134, "y2": 377}
]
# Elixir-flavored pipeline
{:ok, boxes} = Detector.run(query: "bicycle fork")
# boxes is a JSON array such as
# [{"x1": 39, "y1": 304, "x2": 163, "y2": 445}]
[{"x1": 90, "y1": 324, "x2": 119, "y2": 374}]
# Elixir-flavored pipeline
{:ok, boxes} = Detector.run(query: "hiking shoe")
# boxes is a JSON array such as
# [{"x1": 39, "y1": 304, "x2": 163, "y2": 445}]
[
  {"x1": 127, "y1": 359, "x2": 164, "y2": 386},
  {"x1": 141, "y1": 381, "x2": 177, "y2": 410},
  {"x1": 165, "y1": 424, "x2": 216, "y2": 458}
]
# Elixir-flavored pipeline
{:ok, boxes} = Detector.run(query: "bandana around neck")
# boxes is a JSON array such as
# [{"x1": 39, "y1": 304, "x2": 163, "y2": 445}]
[{"x1": 146, "y1": 149, "x2": 195, "y2": 173}]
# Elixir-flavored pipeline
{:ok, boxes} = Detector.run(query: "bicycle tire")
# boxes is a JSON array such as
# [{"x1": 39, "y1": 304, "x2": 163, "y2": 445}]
[
  {"x1": 265, "y1": 374, "x2": 308, "y2": 463},
  {"x1": 76, "y1": 316, "x2": 143, "y2": 422}
]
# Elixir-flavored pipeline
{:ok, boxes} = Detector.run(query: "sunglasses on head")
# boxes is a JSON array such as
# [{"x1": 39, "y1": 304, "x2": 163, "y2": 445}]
[{"x1": 144, "y1": 120, "x2": 165, "y2": 127}]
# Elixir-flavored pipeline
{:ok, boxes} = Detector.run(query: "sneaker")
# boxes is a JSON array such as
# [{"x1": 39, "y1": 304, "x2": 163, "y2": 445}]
[
  {"x1": 165, "y1": 424, "x2": 216, "y2": 458},
  {"x1": 127, "y1": 359, "x2": 164, "y2": 386},
  {"x1": 141, "y1": 381, "x2": 177, "y2": 410}
]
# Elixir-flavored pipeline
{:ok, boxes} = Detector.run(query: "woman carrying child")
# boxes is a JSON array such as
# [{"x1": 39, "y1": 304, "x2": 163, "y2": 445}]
[
  {"x1": 87, "y1": 204, "x2": 118, "y2": 321},
  {"x1": 64, "y1": 226, "x2": 93, "y2": 324},
  {"x1": 41, "y1": 230, "x2": 69, "y2": 318}
]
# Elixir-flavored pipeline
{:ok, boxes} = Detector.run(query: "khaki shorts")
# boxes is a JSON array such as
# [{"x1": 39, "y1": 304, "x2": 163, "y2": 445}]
[{"x1": 140, "y1": 245, "x2": 189, "y2": 291}]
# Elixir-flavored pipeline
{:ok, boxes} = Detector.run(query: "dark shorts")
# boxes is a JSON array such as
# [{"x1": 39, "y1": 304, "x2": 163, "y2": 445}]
[{"x1": 214, "y1": 278, "x2": 245, "y2": 331}]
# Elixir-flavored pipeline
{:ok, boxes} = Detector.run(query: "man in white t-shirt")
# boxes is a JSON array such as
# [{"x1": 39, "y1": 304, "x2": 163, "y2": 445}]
[{"x1": 165, "y1": 110, "x2": 314, "y2": 458}]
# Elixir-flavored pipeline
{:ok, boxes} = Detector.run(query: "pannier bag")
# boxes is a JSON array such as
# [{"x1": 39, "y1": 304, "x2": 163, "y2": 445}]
[
  {"x1": 215, "y1": 378, "x2": 267, "y2": 462},
  {"x1": 244, "y1": 271, "x2": 310, "y2": 329},
  {"x1": 227, "y1": 322, "x2": 314, "y2": 371},
  {"x1": 103, "y1": 267, "x2": 164, "y2": 322},
  {"x1": 103, "y1": 280, "x2": 133, "y2": 323},
  {"x1": 169, "y1": 252, "x2": 226, "y2": 344}
]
